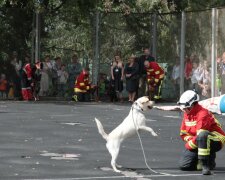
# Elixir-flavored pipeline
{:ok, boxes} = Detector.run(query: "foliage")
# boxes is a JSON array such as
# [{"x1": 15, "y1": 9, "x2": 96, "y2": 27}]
[{"x1": 0, "y1": 0, "x2": 225, "y2": 66}]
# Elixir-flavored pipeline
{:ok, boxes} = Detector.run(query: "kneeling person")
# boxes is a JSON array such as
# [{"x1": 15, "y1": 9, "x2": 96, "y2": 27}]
[
  {"x1": 74, "y1": 68, "x2": 91, "y2": 102},
  {"x1": 178, "y1": 90, "x2": 225, "y2": 175}
]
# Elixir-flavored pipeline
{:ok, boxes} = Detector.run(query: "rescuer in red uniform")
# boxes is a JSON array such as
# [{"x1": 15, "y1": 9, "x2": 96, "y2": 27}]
[
  {"x1": 177, "y1": 90, "x2": 225, "y2": 175},
  {"x1": 73, "y1": 68, "x2": 91, "y2": 102},
  {"x1": 144, "y1": 60, "x2": 164, "y2": 101},
  {"x1": 21, "y1": 56, "x2": 32, "y2": 101}
]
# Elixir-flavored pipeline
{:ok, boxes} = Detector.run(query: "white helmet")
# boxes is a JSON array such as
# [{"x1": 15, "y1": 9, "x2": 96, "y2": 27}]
[{"x1": 177, "y1": 90, "x2": 199, "y2": 110}]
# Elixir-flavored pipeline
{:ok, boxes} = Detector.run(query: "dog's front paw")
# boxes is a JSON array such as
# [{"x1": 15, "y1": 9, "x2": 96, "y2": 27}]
[{"x1": 152, "y1": 132, "x2": 158, "y2": 136}]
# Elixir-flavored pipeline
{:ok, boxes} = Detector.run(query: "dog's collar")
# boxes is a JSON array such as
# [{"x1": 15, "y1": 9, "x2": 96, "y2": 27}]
[{"x1": 132, "y1": 102, "x2": 143, "y2": 112}]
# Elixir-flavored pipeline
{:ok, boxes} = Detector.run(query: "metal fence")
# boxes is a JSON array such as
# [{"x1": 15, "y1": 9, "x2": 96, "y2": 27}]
[{"x1": 0, "y1": 7, "x2": 225, "y2": 100}]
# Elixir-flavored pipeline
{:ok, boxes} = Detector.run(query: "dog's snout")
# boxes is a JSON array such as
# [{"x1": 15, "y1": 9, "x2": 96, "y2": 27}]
[{"x1": 147, "y1": 101, "x2": 154, "y2": 109}]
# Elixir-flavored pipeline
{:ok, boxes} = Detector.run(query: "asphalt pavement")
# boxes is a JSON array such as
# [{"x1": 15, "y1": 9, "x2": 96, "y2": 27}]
[{"x1": 0, "y1": 100, "x2": 225, "y2": 180}]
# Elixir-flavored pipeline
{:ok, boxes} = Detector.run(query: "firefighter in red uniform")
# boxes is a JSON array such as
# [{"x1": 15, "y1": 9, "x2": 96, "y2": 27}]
[
  {"x1": 177, "y1": 90, "x2": 225, "y2": 175},
  {"x1": 144, "y1": 60, "x2": 164, "y2": 101},
  {"x1": 21, "y1": 56, "x2": 33, "y2": 101},
  {"x1": 73, "y1": 68, "x2": 91, "y2": 102}
]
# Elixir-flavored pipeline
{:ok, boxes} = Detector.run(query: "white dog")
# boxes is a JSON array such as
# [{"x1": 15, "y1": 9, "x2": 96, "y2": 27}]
[{"x1": 95, "y1": 96, "x2": 158, "y2": 172}]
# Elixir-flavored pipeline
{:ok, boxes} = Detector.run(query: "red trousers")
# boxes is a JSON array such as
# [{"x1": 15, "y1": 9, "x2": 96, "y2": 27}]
[{"x1": 21, "y1": 88, "x2": 32, "y2": 100}]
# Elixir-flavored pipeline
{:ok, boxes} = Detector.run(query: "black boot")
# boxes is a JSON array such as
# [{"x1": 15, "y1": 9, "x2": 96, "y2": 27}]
[
  {"x1": 209, "y1": 153, "x2": 216, "y2": 170},
  {"x1": 201, "y1": 159, "x2": 212, "y2": 175}
]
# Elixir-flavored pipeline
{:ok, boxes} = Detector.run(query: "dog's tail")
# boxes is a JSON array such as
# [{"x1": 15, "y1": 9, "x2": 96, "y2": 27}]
[{"x1": 95, "y1": 118, "x2": 108, "y2": 141}]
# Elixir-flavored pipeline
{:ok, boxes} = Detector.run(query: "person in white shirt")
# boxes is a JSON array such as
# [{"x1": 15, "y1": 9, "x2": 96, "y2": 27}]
[
  {"x1": 57, "y1": 64, "x2": 69, "y2": 97},
  {"x1": 40, "y1": 55, "x2": 52, "y2": 96},
  {"x1": 198, "y1": 60, "x2": 211, "y2": 99},
  {"x1": 191, "y1": 61, "x2": 202, "y2": 91},
  {"x1": 172, "y1": 58, "x2": 180, "y2": 97}
]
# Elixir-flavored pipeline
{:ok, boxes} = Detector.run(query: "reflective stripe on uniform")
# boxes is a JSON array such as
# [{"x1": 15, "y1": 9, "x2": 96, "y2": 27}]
[
  {"x1": 154, "y1": 79, "x2": 163, "y2": 100},
  {"x1": 74, "y1": 88, "x2": 87, "y2": 93},
  {"x1": 214, "y1": 118, "x2": 222, "y2": 128},
  {"x1": 188, "y1": 140, "x2": 197, "y2": 149},
  {"x1": 184, "y1": 136, "x2": 192, "y2": 142},
  {"x1": 154, "y1": 95, "x2": 161, "y2": 99},
  {"x1": 211, "y1": 131, "x2": 225, "y2": 144},
  {"x1": 159, "y1": 74, "x2": 164, "y2": 79},
  {"x1": 180, "y1": 130, "x2": 188, "y2": 135},
  {"x1": 185, "y1": 121, "x2": 197, "y2": 127},
  {"x1": 198, "y1": 148, "x2": 210, "y2": 156}
]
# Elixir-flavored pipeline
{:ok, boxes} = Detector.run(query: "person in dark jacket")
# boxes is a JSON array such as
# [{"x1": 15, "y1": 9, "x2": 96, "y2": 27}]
[
  {"x1": 124, "y1": 54, "x2": 139, "y2": 102},
  {"x1": 137, "y1": 48, "x2": 155, "y2": 97},
  {"x1": 32, "y1": 62, "x2": 42, "y2": 101}
]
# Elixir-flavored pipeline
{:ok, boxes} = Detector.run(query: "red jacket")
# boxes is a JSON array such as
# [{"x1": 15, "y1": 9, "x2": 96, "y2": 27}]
[
  {"x1": 0, "y1": 79, "x2": 7, "y2": 91},
  {"x1": 184, "y1": 59, "x2": 192, "y2": 79},
  {"x1": 74, "y1": 70, "x2": 90, "y2": 93},
  {"x1": 145, "y1": 62, "x2": 164, "y2": 86},
  {"x1": 23, "y1": 63, "x2": 32, "y2": 80},
  {"x1": 180, "y1": 103, "x2": 225, "y2": 150}
]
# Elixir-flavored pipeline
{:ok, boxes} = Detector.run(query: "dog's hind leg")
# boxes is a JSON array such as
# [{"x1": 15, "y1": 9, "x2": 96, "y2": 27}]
[
  {"x1": 138, "y1": 126, "x2": 158, "y2": 136},
  {"x1": 106, "y1": 141, "x2": 121, "y2": 172}
]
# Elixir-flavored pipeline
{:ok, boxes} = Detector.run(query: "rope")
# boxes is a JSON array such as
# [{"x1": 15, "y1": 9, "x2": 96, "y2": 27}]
[{"x1": 131, "y1": 106, "x2": 171, "y2": 176}]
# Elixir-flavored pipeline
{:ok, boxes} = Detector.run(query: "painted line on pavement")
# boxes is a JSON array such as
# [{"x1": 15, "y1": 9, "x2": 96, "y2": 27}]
[
  {"x1": 163, "y1": 115, "x2": 180, "y2": 118},
  {"x1": 146, "y1": 119, "x2": 157, "y2": 122},
  {"x1": 24, "y1": 173, "x2": 202, "y2": 180}
]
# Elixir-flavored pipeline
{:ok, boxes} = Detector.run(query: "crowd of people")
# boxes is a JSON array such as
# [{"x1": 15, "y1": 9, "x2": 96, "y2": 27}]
[
  {"x1": 2, "y1": 49, "x2": 225, "y2": 103},
  {"x1": 0, "y1": 48, "x2": 166, "y2": 103},
  {"x1": 0, "y1": 51, "x2": 83, "y2": 101},
  {"x1": 172, "y1": 53, "x2": 225, "y2": 100},
  {"x1": 109, "y1": 48, "x2": 165, "y2": 103}
]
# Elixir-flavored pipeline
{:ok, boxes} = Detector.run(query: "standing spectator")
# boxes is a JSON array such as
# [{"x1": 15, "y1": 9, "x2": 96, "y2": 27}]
[
  {"x1": 32, "y1": 62, "x2": 42, "y2": 101},
  {"x1": 144, "y1": 60, "x2": 164, "y2": 101},
  {"x1": 184, "y1": 56, "x2": 193, "y2": 90},
  {"x1": 98, "y1": 73, "x2": 109, "y2": 101},
  {"x1": 1, "y1": 58, "x2": 15, "y2": 99},
  {"x1": 191, "y1": 61, "x2": 202, "y2": 91},
  {"x1": 137, "y1": 48, "x2": 155, "y2": 97},
  {"x1": 21, "y1": 55, "x2": 32, "y2": 101},
  {"x1": 40, "y1": 55, "x2": 52, "y2": 96},
  {"x1": 124, "y1": 55, "x2": 139, "y2": 102},
  {"x1": 0, "y1": 73, "x2": 7, "y2": 99},
  {"x1": 198, "y1": 60, "x2": 211, "y2": 99},
  {"x1": 216, "y1": 57, "x2": 222, "y2": 96},
  {"x1": 109, "y1": 61, "x2": 118, "y2": 102},
  {"x1": 68, "y1": 54, "x2": 82, "y2": 97},
  {"x1": 219, "y1": 52, "x2": 225, "y2": 94},
  {"x1": 10, "y1": 51, "x2": 22, "y2": 100},
  {"x1": 172, "y1": 57, "x2": 180, "y2": 97},
  {"x1": 110, "y1": 55, "x2": 124, "y2": 102},
  {"x1": 57, "y1": 64, "x2": 69, "y2": 97},
  {"x1": 51, "y1": 57, "x2": 62, "y2": 96}
]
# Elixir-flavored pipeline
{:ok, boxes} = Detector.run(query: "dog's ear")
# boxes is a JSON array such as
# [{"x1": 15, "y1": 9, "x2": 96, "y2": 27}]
[
  {"x1": 142, "y1": 96, "x2": 150, "y2": 104},
  {"x1": 143, "y1": 96, "x2": 149, "y2": 100}
]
